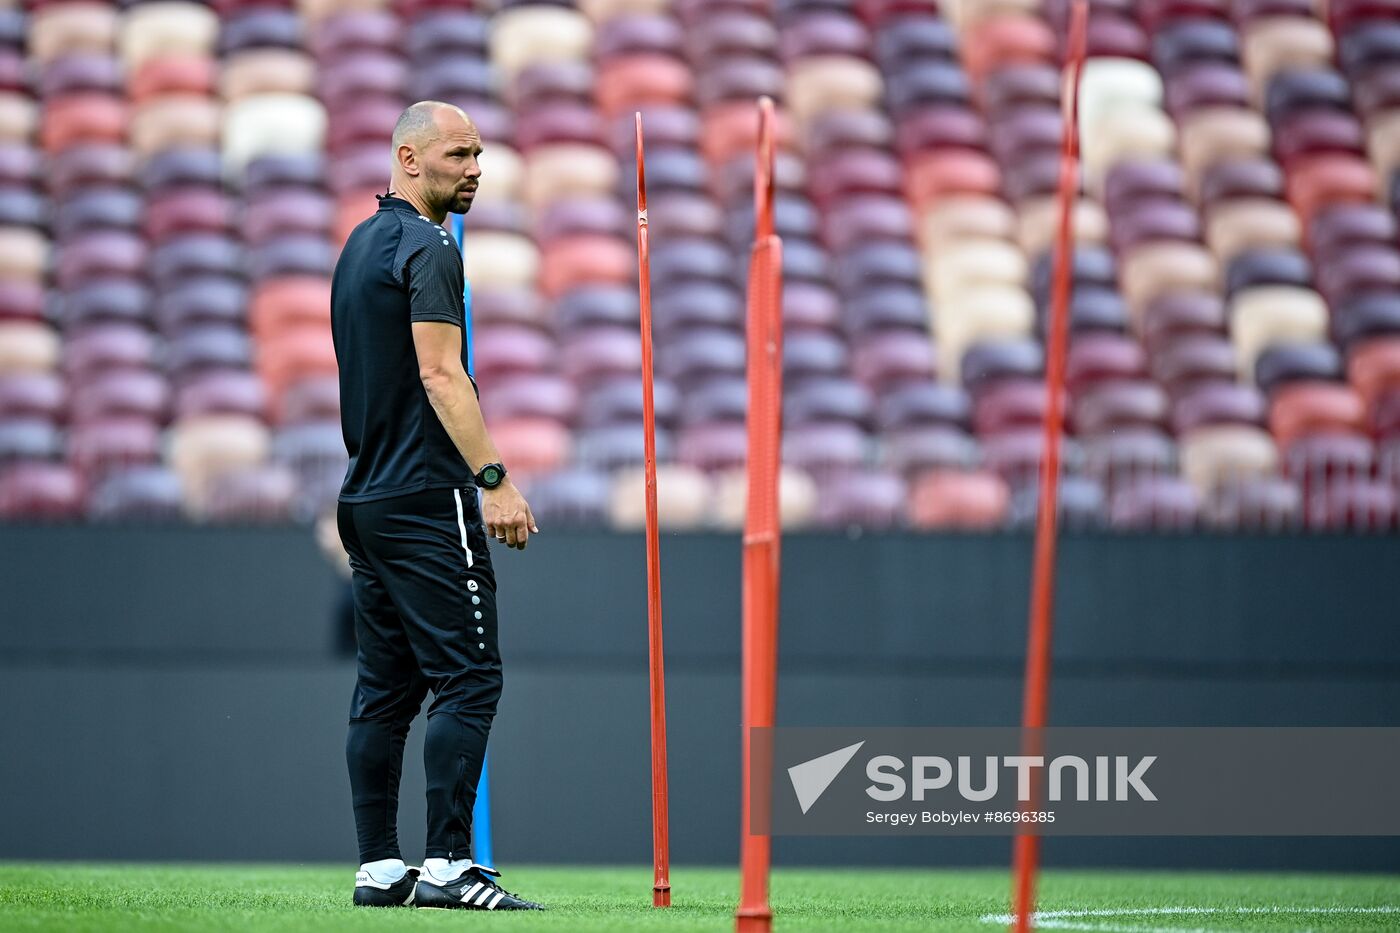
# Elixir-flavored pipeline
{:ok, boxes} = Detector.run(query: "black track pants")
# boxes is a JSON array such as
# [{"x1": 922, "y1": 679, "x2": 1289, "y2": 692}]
[{"x1": 338, "y1": 484, "x2": 500, "y2": 863}]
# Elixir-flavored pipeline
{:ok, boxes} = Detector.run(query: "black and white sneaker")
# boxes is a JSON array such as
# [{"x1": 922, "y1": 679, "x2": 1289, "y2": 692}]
[
  {"x1": 415, "y1": 864, "x2": 545, "y2": 911},
  {"x1": 353, "y1": 866, "x2": 420, "y2": 907}
]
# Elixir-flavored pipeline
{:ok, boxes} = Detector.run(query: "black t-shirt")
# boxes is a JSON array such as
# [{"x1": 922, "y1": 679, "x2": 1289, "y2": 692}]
[{"x1": 331, "y1": 195, "x2": 476, "y2": 502}]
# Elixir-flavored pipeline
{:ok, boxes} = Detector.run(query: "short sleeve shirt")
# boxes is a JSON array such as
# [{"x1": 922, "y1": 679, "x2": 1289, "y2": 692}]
[{"x1": 331, "y1": 195, "x2": 476, "y2": 502}]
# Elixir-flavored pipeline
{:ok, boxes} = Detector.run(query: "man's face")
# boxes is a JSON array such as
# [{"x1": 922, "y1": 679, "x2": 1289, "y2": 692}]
[{"x1": 417, "y1": 111, "x2": 483, "y2": 215}]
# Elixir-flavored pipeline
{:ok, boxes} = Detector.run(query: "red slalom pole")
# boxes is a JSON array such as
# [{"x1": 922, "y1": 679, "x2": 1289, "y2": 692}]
[
  {"x1": 635, "y1": 112, "x2": 671, "y2": 909},
  {"x1": 1011, "y1": 3, "x2": 1088, "y2": 932},
  {"x1": 736, "y1": 96, "x2": 783, "y2": 933}
]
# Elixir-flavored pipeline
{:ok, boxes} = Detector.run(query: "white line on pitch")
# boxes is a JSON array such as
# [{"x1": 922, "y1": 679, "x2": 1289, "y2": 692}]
[{"x1": 977, "y1": 905, "x2": 1400, "y2": 932}]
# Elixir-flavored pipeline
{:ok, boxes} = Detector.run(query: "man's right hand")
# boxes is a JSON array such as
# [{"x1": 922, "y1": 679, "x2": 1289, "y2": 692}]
[{"x1": 482, "y1": 480, "x2": 538, "y2": 550}]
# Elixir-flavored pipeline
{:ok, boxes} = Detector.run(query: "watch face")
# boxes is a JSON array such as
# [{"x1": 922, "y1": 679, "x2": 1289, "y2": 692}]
[{"x1": 481, "y1": 465, "x2": 502, "y2": 486}]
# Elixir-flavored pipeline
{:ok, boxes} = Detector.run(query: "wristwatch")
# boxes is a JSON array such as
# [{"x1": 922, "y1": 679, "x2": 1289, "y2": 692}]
[{"x1": 475, "y1": 462, "x2": 507, "y2": 489}]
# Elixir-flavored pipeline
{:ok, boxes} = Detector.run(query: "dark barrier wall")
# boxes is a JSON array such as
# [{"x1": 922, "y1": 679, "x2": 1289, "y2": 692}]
[{"x1": 2, "y1": 526, "x2": 1398, "y2": 870}]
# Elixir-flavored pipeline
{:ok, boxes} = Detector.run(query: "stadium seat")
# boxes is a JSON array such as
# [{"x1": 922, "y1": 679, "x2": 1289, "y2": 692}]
[
  {"x1": 908, "y1": 469, "x2": 1009, "y2": 529},
  {"x1": 85, "y1": 464, "x2": 184, "y2": 522},
  {"x1": 1201, "y1": 474, "x2": 1301, "y2": 530},
  {"x1": 69, "y1": 369, "x2": 169, "y2": 424},
  {"x1": 490, "y1": 5, "x2": 594, "y2": 81},
  {"x1": 1229, "y1": 286, "x2": 1327, "y2": 376},
  {"x1": 609, "y1": 464, "x2": 709, "y2": 529},
  {"x1": 518, "y1": 467, "x2": 611, "y2": 526},
  {"x1": 1204, "y1": 198, "x2": 1301, "y2": 259},
  {"x1": 1108, "y1": 474, "x2": 1200, "y2": 530},
  {"x1": 1255, "y1": 342, "x2": 1345, "y2": 394},
  {"x1": 223, "y1": 94, "x2": 328, "y2": 178},
  {"x1": 0, "y1": 461, "x2": 82, "y2": 519},
  {"x1": 1270, "y1": 381, "x2": 1369, "y2": 448}
]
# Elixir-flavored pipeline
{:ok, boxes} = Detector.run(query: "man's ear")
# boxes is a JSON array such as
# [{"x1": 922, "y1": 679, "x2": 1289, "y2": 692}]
[{"x1": 397, "y1": 143, "x2": 420, "y2": 178}]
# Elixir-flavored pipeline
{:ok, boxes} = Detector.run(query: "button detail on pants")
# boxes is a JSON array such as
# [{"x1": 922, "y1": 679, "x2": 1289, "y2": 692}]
[
  {"x1": 472, "y1": 595, "x2": 480, "y2": 605},
  {"x1": 478, "y1": 643, "x2": 485, "y2": 649},
  {"x1": 467, "y1": 580, "x2": 478, "y2": 592},
  {"x1": 474, "y1": 611, "x2": 482, "y2": 619},
  {"x1": 477, "y1": 626, "x2": 484, "y2": 634}
]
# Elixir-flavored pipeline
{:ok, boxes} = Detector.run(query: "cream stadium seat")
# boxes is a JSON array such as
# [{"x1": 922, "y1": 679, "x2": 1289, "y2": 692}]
[
  {"x1": 221, "y1": 49, "x2": 316, "y2": 102},
  {"x1": 223, "y1": 93, "x2": 327, "y2": 178},
  {"x1": 491, "y1": 5, "x2": 594, "y2": 81},
  {"x1": 1082, "y1": 105, "x2": 1176, "y2": 189},
  {"x1": 1080, "y1": 59, "x2": 1164, "y2": 131},
  {"x1": 1204, "y1": 198, "x2": 1302, "y2": 261},
  {"x1": 1229, "y1": 286, "x2": 1328, "y2": 379},
  {"x1": 1016, "y1": 196, "x2": 1108, "y2": 255},
  {"x1": 1242, "y1": 16, "x2": 1335, "y2": 102},
  {"x1": 463, "y1": 232, "x2": 541, "y2": 291},
  {"x1": 471, "y1": 143, "x2": 524, "y2": 205},
  {"x1": 1178, "y1": 107, "x2": 1272, "y2": 189},
  {"x1": 924, "y1": 238, "x2": 1027, "y2": 299},
  {"x1": 935, "y1": 285, "x2": 1035, "y2": 380},
  {"x1": 609, "y1": 464, "x2": 711, "y2": 529},
  {"x1": 578, "y1": 0, "x2": 673, "y2": 21},
  {"x1": 522, "y1": 144, "x2": 618, "y2": 210},
  {"x1": 1179, "y1": 425, "x2": 1279, "y2": 496},
  {"x1": 130, "y1": 95, "x2": 222, "y2": 158},
  {"x1": 943, "y1": 0, "x2": 1042, "y2": 29},
  {"x1": 0, "y1": 92, "x2": 36, "y2": 144},
  {"x1": 0, "y1": 322, "x2": 60, "y2": 374},
  {"x1": 168, "y1": 414, "x2": 272, "y2": 516},
  {"x1": 1119, "y1": 241, "x2": 1219, "y2": 316},
  {"x1": 297, "y1": 0, "x2": 388, "y2": 25},
  {"x1": 712, "y1": 465, "x2": 818, "y2": 530},
  {"x1": 786, "y1": 56, "x2": 884, "y2": 126},
  {"x1": 29, "y1": 2, "x2": 119, "y2": 63},
  {"x1": 0, "y1": 227, "x2": 49, "y2": 282},
  {"x1": 120, "y1": 2, "x2": 219, "y2": 70},
  {"x1": 1368, "y1": 110, "x2": 1400, "y2": 180},
  {"x1": 918, "y1": 196, "x2": 1017, "y2": 255}
]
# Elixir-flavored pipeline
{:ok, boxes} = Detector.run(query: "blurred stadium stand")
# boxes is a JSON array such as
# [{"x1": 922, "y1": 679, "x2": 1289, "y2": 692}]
[{"x1": 0, "y1": 0, "x2": 1398, "y2": 531}]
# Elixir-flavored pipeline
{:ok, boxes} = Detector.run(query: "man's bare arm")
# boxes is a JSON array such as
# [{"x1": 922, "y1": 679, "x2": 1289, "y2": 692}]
[{"x1": 412, "y1": 320, "x2": 538, "y2": 549}]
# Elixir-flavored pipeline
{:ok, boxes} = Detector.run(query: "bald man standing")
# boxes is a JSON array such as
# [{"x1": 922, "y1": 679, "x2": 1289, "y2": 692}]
[{"x1": 331, "y1": 101, "x2": 543, "y2": 911}]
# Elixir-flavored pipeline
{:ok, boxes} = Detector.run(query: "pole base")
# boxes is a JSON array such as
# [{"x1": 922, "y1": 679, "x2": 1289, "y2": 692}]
[
  {"x1": 736, "y1": 907, "x2": 772, "y2": 933},
  {"x1": 653, "y1": 885, "x2": 671, "y2": 908}
]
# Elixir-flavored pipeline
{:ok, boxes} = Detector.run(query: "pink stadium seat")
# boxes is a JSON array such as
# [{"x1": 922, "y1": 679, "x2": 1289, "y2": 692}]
[
  {"x1": 0, "y1": 462, "x2": 83, "y2": 520},
  {"x1": 40, "y1": 93, "x2": 126, "y2": 152},
  {"x1": 129, "y1": 56, "x2": 216, "y2": 102},
  {"x1": 1286, "y1": 154, "x2": 1380, "y2": 226},
  {"x1": 909, "y1": 469, "x2": 1009, "y2": 529},
  {"x1": 596, "y1": 55, "x2": 694, "y2": 117},
  {"x1": 1269, "y1": 381, "x2": 1368, "y2": 449},
  {"x1": 489, "y1": 417, "x2": 572, "y2": 475},
  {"x1": 904, "y1": 149, "x2": 1003, "y2": 211},
  {"x1": 1347, "y1": 337, "x2": 1400, "y2": 407},
  {"x1": 962, "y1": 15, "x2": 1056, "y2": 84}
]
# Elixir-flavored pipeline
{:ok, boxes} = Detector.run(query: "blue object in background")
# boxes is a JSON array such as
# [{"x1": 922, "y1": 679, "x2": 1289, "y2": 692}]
[
  {"x1": 472, "y1": 751, "x2": 493, "y2": 867},
  {"x1": 449, "y1": 213, "x2": 474, "y2": 377},
  {"x1": 450, "y1": 212, "x2": 491, "y2": 867}
]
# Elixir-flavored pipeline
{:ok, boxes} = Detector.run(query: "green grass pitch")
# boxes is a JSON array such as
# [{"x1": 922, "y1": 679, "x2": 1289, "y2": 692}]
[{"x1": 0, "y1": 864, "x2": 1397, "y2": 932}]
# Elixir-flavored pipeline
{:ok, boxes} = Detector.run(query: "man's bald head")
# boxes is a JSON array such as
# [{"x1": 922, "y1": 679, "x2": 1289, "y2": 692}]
[
  {"x1": 389, "y1": 101, "x2": 483, "y2": 221},
  {"x1": 391, "y1": 101, "x2": 473, "y2": 151}
]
